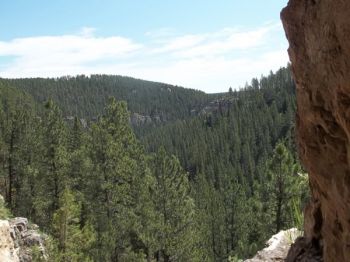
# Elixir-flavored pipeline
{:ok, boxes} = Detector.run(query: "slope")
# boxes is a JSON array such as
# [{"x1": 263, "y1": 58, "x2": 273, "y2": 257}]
[{"x1": 2, "y1": 75, "x2": 212, "y2": 122}]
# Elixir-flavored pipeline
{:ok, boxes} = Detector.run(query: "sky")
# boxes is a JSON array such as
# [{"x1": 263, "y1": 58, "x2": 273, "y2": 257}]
[{"x1": 0, "y1": 0, "x2": 290, "y2": 93}]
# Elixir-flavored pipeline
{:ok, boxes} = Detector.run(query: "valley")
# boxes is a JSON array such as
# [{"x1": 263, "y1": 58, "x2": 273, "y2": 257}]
[{"x1": 0, "y1": 66, "x2": 307, "y2": 261}]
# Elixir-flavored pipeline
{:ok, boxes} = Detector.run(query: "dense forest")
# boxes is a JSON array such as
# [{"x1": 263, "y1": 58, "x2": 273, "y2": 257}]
[
  {"x1": 3, "y1": 75, "x2": 211, "y2": 121},
  {"x1": 0, "y1": 66, "x2": 308, "y2": 261}
]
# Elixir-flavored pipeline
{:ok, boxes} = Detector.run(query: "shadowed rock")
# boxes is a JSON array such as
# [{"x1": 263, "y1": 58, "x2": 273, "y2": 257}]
[{"x1": 281, "y1": 0, "x2": 350, "y2": 261}]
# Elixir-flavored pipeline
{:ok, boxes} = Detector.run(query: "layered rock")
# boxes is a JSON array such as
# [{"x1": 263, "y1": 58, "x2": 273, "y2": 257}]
[{"x1": 281, "y1": 0, "x2": 350, "y2": 261}]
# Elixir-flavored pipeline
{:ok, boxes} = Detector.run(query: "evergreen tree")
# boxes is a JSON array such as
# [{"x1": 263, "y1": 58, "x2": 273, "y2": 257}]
[
  {"x1": 67, "y1": 117, "x2": 91, "y2": 193},
  {"x1": 87, "y1": 97, "x2": 148, "y2": 260},
  {"x1": 149, "y1": 148, "x2": 200, "y2": 261},
  {"x1": 0, "y1": 66, "x2": 302, "y2": 261},
  {"x1": 267, "y1": 142, "x2": 298, "y2": 233},
  {"x1": 192, "y1": 172, "x2": 226, "y2": 261},
  {"x1": 34, "y1": 99, "x2": 69, "y2": 227},
  {"x1": 222, "y1": 176, "x2": 250, "y2": 258},
  {"x1": 51, "y1": 188, "x2": 96, "y2": 262},
  {"x1": 0, "y1": 84, "x2": 38, "y2": 217}
]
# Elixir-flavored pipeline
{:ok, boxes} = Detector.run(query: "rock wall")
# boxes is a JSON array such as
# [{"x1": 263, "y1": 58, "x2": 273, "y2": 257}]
[
  {"x1": 0, "y1": 217, "x2": 46, "y2": 262},
  {"x1": 281, "y1": 1, "x2": 350, "y2": 261}
]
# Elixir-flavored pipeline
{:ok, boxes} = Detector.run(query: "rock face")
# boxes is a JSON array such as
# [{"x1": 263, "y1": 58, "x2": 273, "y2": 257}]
[
  {"x1": 0, "y1": 217, "x2": 46, "y2": 262},
  {"x1": 0, "y1": 220, "x2": 19, "y2": 261},
  {"x1": 245, "y1": 228, "x2": 301, "y2": 262},
  {"x1": 130, "y1": 113, "x2": 155, "y2": 126},
  {"x1": 281, "y1": 1, "x2": 350, "y2": 261},
  {"x1": 199, "y1": 98, "x2": 233, "y2": 116}
]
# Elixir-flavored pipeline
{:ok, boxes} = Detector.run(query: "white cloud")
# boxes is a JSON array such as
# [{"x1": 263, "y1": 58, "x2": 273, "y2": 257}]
[
  {"x1": 151, "y1": 34, "x2": 206, "y2": 54},
  {"x1": 80, "y1": 27, "x2": 97, "y2": 37},
  {"x1": 0, "y1": 23, "x2": 289, "y2": 93},
  {"x1": 0, "y1": 30, "x2": 142, "y2": 77},
  {"x1": 158, "y1": 26, "x2": 274, "y2": 59}
]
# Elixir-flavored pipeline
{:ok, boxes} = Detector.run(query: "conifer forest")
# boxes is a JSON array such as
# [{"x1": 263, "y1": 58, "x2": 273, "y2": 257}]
[{"x1": 0, "y1": 66, "x2": 309, "y2": 261}]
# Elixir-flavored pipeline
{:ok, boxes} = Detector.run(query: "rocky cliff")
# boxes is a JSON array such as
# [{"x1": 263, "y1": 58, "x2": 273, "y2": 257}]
[
  {"x1": 281, "y1": 0, "x2": 350, "y2": 261},
  {"x1": 0, "y1": 217, "x2": 47, "y2": 262},
  {"x1": 0, "y1": 196, "x2": 46, "y2": 261}
]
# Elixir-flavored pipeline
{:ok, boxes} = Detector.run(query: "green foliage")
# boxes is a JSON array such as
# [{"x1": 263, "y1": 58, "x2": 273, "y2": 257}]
[
  {"x1": 0, "y1": 82, "x2": 37, "y2": 212},
  {"x1": 0, "y1": 196, "x2": 11, "y2": 219},
  {"x1": 31, "y1": 247, "x2": 41, "y2": 262},
  {"x1": 141, "y1": 66, "x2": 298, "y2": 259},
  {"x1": 228, "y1": 255, "x2": 243, "y2": 262},
  {"x1": 266, "y1": 142, "x2": 298, "y2": 233},
  {"x1": 148, "y1": 148, "x2": 202, "y2": 261},
  {"x1": 33, "y1": 99, "x2": 69, "y2": 227},
  {"x1": 51, "y1": 189, "x2": 96, "y2": 262},
  {"x1": 85, "y1": 97, "x2": 151, "y2": 260},
  {"x1": 3, "y1": 75, "x2": 210, "y2": 122},
  {"x1": 0, "y1": 66, "x2": 309, "y2": 261},
  {"x1": 290, "y1": 172, "x2": 309, "y2": 231}
]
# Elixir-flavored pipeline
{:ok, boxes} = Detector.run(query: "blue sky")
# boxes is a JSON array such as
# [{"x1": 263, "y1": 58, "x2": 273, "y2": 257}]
[{"x1": 0, "y1": 0, "x2": 290, "y2": 93}]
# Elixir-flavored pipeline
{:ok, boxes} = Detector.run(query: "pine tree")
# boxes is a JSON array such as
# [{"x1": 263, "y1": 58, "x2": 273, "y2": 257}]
[
  {"x1": 0, "y1": 84, "x2": 38, "y2": 217},
  {"x1": 51, "y1": 188, "x2": 96, "y2": 262},
  {"x1": 192, "y1": 172, "x2": 221, "y2": 262},
  {"x1": 67, "y1": 117, "x2": 91, "y2": 193},
  {"x1": 34, "y1": 99, "x2": 69, "y2": 227},
  {"x1": 149, "y1": 148, "x2": 200, "y2": 261},
  {"x1": 87, "y1": 97, "x2": 148, "y2": 260},
  {"x1": 0, "y1": 66, "x2": 299, "y2": 261},
  {"x1": 267, "y1": 142, "x2": 297, "y2": 233},
  {"x1": 222, "y1": 176, "x2": 250, "y2": 258}
]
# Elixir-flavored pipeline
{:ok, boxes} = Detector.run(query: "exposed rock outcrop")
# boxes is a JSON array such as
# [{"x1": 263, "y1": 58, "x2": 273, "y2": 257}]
[
  {"x1": 281, "y1": 1, "x2": 350, "y2": 261},
  {"x1": 130, "y1": 113, "x2": 158, "y2": 126},
  {"x1": 244, "y1": 228, "x2": 301, "y2": 262},
  {"x1": 0, "y1": 220, "x2": 19, "y2": 261},
  {"x1": 199, "y1": 98, "x2": 233, "y2": 116},
  {"x1": 0, "y1": 217, "x2": 47, "y2": 261}
]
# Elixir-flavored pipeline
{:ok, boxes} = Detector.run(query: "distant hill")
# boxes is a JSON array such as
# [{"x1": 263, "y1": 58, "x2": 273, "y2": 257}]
[
  {"x1": 141, "y1": 66, "x2": 297, "y2": 184},
  {"x1": 1, "y1": 75, "x2": 213, "y2": 122}
]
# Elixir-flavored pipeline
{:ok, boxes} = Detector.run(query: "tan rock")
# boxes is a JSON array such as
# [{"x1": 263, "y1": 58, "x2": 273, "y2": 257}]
[
  {"x1": 0, "y1": 217, "x2": 47, "y2": 262},
  {"x1": 281, "y1": 0, "x2": 350, "y2": 261},
  {"x1": 245, "y1": 228, "x2": 301, "y2": 262},
  {"x1": 0, "y1": 220, "x2": 19, "y2": 262}
]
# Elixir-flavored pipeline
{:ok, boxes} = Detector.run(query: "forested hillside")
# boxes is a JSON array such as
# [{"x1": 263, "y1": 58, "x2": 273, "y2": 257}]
[
  {"x1": 142, "y1": 67, "x2": 296, "y2": 184},
  {"x1": 0, "y1": 66, "x2": 308, "y2": 261},
  {"x1": 3, "y1": 75, "x2": 211, "y2": 121},
  {"x1": 141, "y1": 66, "x2": 308, "y2": 259}
]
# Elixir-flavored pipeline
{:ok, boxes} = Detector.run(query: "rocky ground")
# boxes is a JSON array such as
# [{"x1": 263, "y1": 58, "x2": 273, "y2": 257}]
[{"x1": 244, "y1": 228, "x2": 301, "y2": 262}]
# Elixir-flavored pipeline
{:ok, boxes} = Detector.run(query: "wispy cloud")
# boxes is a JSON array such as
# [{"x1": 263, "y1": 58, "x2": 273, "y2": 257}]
[
  {"x1": 152, "y1": 24, "x2": 276, "y2": 58},
  {"x1": 0, "y1": 23, "x2": 289, "y2": 93}
]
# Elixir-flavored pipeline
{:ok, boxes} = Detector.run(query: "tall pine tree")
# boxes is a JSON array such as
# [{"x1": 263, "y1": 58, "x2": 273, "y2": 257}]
[{"x1": 149, "y1": 148, "x2": 200, "y2": 261}]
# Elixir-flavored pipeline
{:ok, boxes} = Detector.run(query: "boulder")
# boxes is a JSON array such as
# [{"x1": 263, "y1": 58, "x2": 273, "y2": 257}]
[{"x1": 245, "y1": 228, "x2": 301, "y2": 262}]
